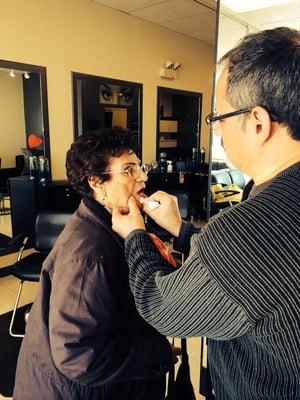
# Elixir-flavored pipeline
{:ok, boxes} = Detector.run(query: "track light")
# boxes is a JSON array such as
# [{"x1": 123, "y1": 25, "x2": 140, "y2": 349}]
[
  {"x1": 24, "y1": 71, "x2": 30, "y2": 79},
  {"x1": 160, "y1": 61, "x2": 182, "y2": 79},
  {"x1": 164, "y1": 61, "x2": 174, "y2": 69},
  {"x1": 9, "y1": 69, "x2": 15, "y2": 78}
]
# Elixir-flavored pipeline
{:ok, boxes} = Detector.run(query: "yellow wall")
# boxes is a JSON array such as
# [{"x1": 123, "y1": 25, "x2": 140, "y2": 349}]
[
  {"x1": 0, "y1": 72, "x2": 26, "y2": 168},
  {"x1": 0, "y1": 0, "x2": 215, "y2": 179}
]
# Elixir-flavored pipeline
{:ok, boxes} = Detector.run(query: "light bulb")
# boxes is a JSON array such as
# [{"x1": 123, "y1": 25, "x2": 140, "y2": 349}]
[
  {"x1": 24, "y1": 71, "x2": 30, "y2": 79},
  {"x1": 9, "y1": 70, "x2": 15, "y2": 78}
]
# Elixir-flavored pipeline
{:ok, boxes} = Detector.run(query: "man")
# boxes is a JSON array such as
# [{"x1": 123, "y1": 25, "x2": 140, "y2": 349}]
[{"x1": 112, "y1": 27, "x2": 300, "y2": 399}]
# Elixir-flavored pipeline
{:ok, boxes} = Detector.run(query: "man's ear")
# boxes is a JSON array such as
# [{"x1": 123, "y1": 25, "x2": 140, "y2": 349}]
[{"x1": 250, "y1": 106, "x2": 273, "y2": 144}]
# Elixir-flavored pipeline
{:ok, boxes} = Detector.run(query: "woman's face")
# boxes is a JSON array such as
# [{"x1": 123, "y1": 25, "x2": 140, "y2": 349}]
[{"x1": 91, "y1": 151, "x2": 148, "y2": 212}]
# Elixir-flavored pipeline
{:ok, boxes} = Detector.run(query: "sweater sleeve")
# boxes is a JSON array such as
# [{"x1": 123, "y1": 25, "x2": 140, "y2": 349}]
[
  {"x1": 125, "y1": 231, "x2": 253, "y2": 340},
  {"x1": 173, "y1": 221, "x2": 200, "y2": 257}
]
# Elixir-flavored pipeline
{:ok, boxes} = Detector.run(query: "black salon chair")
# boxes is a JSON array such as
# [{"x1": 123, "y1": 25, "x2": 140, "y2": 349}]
[{"x1": 9, "y1": 211, "x2": 72, "y2": 337}]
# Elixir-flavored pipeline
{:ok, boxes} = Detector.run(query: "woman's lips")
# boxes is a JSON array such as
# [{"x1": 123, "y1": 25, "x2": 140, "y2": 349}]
[{"x1": 135, "y1": 188, "x2": 146, "y2": 197}]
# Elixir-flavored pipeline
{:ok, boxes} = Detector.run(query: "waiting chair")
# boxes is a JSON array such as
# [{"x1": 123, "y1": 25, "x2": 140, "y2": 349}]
[{"x1": 9, "y1": 211, "x2": 72, "y2": 337}]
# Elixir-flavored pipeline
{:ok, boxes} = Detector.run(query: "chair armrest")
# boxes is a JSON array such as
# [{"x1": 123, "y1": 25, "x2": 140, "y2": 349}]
[{"x1": 8, "y1": 233, "x2": 28, "y2": 247}]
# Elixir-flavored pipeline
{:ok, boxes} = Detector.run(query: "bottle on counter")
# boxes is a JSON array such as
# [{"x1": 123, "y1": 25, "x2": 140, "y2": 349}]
[{"x1": 167, "y1": 160, "x2": 173, "y2": 172}]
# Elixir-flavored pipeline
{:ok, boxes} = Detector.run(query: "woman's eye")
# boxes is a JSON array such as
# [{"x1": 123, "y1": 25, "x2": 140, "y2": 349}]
[
  {"x1": 119, "y1": 87, "x2": 132, "y2": 102},
  {"x1": 102, "y1": 89, "x2": 112, "y2": 100}
]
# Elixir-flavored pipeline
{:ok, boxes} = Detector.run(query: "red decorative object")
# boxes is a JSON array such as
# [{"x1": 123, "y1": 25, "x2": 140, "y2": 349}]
[{"x1": 28, "y1": 134, "x2": 43, "y2": 149}]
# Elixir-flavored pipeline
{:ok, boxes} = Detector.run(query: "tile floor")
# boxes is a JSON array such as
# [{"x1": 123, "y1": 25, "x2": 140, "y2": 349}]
[{"x1": 0, "y1": 215, "x2": 207, "y2": 400}]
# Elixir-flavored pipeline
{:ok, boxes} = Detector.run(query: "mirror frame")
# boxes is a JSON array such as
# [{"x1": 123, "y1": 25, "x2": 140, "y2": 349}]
[
  {"x1": 72, "y1": 72, "x2": 143, "y2": 158},
  {"x1": 207, "y1": 0, "x2": 221, "y2": 220},
  {"x1": 0, "y1": 59, "x2": 51, "y2": 178}
]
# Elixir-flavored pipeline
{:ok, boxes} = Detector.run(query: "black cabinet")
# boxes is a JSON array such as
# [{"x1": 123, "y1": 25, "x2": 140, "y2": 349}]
[
  {"x1": 146, "y1": 171, "x2": 208, "y2": 218},
  {"x1": 39, "y1": 181, "x2": 81, "y2": 212}
]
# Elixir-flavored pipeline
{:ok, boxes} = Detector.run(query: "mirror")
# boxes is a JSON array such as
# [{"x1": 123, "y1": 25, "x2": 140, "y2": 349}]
[
  {"x1": 0, "y1": 59, "x2": 50, "y2": 173},
  {"x1": 208, "y1": 0, "x2": 300, "y2": 217},
  {"x1": 156, "y1": 87, "x2": 202, "y2": 165},
  {"x1": 72, "y1": 73, "x2": 142, "y2": 157},
  {"x1": 0, "y1": 59, "x2": 50, "y2": 238}
]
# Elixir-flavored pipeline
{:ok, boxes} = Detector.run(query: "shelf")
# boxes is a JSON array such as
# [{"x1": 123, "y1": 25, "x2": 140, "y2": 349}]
[
  {"x1": 159, "y1": 120, "x2": 178, "y2": 133},
  {"x1": 159, "y1": 139, "x2": 177, "y2": 148}
]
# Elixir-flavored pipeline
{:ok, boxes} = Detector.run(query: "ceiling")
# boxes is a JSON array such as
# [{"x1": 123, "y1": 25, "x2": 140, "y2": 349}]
[
  {"x1": 91, "y1": 0, "x2": 218, "y2": 44},
  {"x1": 219, "y1": 0, "x2": 300, "y2": 56},
  {"x1": 91, "y1": 0, "x2": 300, "y2": 50}
]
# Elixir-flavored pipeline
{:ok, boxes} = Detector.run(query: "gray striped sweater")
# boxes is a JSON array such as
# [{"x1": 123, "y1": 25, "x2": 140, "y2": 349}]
[{"x1": 125, "y1": 162, "x2": 300, "y2": 399}]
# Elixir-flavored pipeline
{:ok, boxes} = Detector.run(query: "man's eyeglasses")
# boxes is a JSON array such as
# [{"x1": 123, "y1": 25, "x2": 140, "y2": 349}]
[
  {"x1": 206, "y1": 107, "x2": 279, "y2": 130},
  {"x1": 99, "y1": 163, "x2": 151, "y2": 179}
]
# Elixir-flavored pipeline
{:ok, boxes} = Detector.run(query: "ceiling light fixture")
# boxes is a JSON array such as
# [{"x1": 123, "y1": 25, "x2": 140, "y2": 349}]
[
  {"x1": 9, "y1": 69, "x2": 15, "y2": 78},
  {"x1": 24, "y1": 71, "x2": 30, "y2": 79},
  {"x1": 222, "y1": 0, "x2": 296, "y2": 13}
]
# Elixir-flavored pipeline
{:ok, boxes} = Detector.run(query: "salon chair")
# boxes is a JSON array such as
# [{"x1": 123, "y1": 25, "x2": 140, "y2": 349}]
[
  {"x1": 210, "y1": 168, "x2": 245, "y2": 216},
  {"x1": 9, "y1": 211, "x2": 72, "y2": 337}
]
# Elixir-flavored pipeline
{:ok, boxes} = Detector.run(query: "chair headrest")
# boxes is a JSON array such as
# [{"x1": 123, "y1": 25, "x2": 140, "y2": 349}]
[{"x1": 35, "y1": 212, "x2": 72, "y2": 251}]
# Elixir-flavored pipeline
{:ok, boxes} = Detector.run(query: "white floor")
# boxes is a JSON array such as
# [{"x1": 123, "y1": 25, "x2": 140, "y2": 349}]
[{"x1": 0, "y1": 215, "x2": 207, "y2": 400}]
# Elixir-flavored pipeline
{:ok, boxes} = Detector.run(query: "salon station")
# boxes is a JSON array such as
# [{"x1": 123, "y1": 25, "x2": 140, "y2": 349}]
[{"x1": 0, "y1": 1, "x2": 299, "y2": 399}]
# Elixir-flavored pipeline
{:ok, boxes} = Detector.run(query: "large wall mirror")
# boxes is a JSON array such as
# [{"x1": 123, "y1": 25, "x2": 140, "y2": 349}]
[
  {"x1": 72, "y1": 73, "x2": 143, "y2": 157},
  {"x1": 208, "y1": 0, "x2": 300, "y2": 217},
  {"x1": 156, "y1": 87, "x2": 202, "y2": 164},
  {"x1": 0, "y1": 59, "x2": 50, "y2": 175},
  {"x1": 0, "y1": 59, "x2": 50, "y2": 239}
]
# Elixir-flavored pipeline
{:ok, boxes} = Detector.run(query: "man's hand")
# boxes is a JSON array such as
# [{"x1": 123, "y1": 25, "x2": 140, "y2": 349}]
[
  {"x1": 142, "y1": 191, "x2": 182, "y2": 237},
  {"x1": 112, "y1": 196, "x2": 146, "y2": 239}
]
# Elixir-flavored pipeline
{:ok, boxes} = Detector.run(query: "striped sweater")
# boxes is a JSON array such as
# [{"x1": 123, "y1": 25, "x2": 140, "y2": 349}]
[{"x1": 125, "y1": 162, "x2": 300, "y2": 400}]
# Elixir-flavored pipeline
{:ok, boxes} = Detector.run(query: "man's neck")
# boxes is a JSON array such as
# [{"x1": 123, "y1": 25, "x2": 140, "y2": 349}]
[{"x1": 254, "y1": 156, "x2": 300, "y2": 185}]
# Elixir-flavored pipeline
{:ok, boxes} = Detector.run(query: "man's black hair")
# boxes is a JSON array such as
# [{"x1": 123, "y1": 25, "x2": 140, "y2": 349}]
[{"x1": 220, "y1": 27, "x2": 300, "y2": 140}]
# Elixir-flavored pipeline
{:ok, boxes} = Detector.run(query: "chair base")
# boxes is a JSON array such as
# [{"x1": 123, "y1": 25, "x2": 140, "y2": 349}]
[{"x1": 9, "y1": 280, "x2": 25, "y2": 338}]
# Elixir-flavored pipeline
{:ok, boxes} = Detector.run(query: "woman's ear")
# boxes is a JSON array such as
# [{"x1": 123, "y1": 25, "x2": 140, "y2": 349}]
[
  {"x1": 88, "y1": 176, "x2": 107, "y2": 203},
  {"x1": 88, "y1": 176, "x2": 102, "y2": 191}
]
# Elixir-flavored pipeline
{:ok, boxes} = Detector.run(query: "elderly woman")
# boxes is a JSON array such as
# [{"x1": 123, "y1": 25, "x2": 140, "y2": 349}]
[{"x1": 13, "y1": 128, "x2": 173, "y2": 400}]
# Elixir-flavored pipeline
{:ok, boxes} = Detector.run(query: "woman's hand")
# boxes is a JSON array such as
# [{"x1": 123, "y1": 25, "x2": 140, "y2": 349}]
[
  {"x1": 112, "y1": 196, "x2": 146, "y2": 239},
  {"x1": 142, "y1": 191, "x2": 182, "y2": 237}
]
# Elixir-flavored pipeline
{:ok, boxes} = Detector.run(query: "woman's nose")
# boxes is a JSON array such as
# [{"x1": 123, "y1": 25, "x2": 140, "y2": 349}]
[{"x1": 137, "y1": 169, "x2": 148, "y2": 182}]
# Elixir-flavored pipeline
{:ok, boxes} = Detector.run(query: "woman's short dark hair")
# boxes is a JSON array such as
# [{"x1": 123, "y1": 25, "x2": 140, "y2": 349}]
[
  {"x1": 220, "y1": 27, "x2": 300, "y2": 140},
  {"x1": 66, "y1": 127, "x2": 136, "y2": 196}
]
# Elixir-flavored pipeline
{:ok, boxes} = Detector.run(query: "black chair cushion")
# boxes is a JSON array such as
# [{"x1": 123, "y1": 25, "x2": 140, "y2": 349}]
[
  {"x1": 35, "y1": 212, "x2": 71, "y2": 251},
  {"x1": 13, "y1": 252, "x2": 48, "y2": 281},
  {"x1": 168, "y1": 190, "x2": 191, "y2": 219}
]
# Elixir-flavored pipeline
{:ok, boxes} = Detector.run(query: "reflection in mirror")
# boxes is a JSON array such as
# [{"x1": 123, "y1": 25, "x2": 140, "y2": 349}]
[
  {"x1": 73, "y1": 73, "x2": 142, "y2": 157},
  {"x1": 0, "y1": 60, "x2": 50, "y2": 170},
  {"x1": 0, "y1": 59, "x2": 50, "y2": 237},
  {"x1": 157, "y1": 87, "x2": 202, "y2": 165},
  {"x1": 209, "y1": 0, "x2": 300, "y2": 217}
]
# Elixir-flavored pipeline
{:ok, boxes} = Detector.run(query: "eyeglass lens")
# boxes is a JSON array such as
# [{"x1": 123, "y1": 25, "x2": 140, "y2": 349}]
[{"x1": 128, "y1": 164, "x2": 150, "y2": 178}]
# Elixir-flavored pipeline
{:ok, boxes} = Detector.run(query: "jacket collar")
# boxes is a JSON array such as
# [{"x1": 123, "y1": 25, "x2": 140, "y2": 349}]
[{"x1": 83, "y1": 196, "x2": 112, "y2": 226}]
